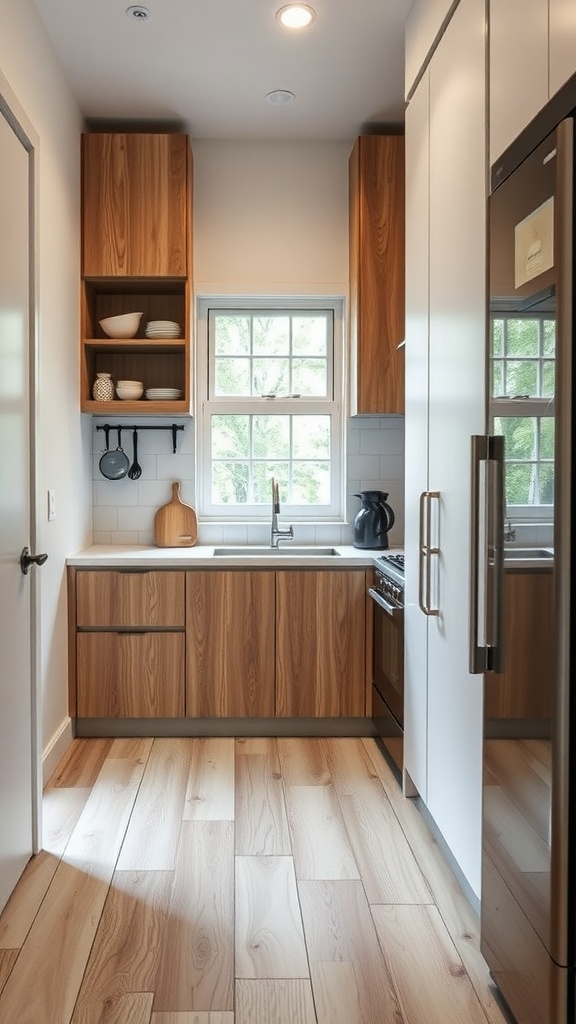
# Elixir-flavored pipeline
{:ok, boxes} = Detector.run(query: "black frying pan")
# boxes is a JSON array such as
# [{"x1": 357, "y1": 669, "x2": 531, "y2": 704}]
[{"x1": 99, "y1": 427, "x2": 130, "y2": 480}]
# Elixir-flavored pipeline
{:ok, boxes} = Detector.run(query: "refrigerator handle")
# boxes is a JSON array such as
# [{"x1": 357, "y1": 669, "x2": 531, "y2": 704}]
[
  {"x1": 469, "y1": 434, "x2": 505, "y2": 673},
  {"x1": 418, "y1": 490, "x2": 440, "y2": 617}
]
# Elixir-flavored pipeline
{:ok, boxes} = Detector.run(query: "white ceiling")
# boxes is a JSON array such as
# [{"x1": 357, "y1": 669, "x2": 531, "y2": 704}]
[{"x1": 32, "y1": 0, "x2": 412, "y2": 140}]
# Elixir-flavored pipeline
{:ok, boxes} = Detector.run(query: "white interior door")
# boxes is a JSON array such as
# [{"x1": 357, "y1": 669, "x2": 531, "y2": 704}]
[{"x1": 0, "y1": 98, "x2": 35, "y2": 912}]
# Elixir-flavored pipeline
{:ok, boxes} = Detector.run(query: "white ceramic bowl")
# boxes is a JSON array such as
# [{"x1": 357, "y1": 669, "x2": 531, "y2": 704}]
[
  {"x1": 116, "y1": 379, "x2": 144, "y2": 387},
  {"x1": 116, "y1": 384, "x2": 144, "y2": 400},
  {"x1": 99, "y1": 312, "x2": 143, "y2": 339}
]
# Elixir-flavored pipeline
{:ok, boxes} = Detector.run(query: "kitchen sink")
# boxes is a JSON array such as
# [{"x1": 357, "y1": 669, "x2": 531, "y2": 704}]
[
  {"x1": 504, "y1": 547, "x2": 553, "y2": 561},
  {"x1": 213, "y1": 546, "x2": 340, "y2": 557}
]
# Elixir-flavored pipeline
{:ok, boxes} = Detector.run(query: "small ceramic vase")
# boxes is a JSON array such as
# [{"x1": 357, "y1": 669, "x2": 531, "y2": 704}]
[{"x1": 92, "y1": 372, "x2": 114, "y2": 401}]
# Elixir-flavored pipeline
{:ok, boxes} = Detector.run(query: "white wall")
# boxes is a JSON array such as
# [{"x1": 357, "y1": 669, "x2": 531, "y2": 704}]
[
  {"x1": 91, "y1": 140, "x2": 406, "y2": 550},
  {"x1": 192, "y1": 140, "x2": 350, "y2": 294},
  {"x1": 0, "y1": 0, "x2": 91, "y2": 774}
]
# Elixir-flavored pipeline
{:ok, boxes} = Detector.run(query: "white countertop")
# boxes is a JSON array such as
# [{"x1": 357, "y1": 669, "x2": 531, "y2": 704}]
[{"x1": 66, "y1": 543, "x2": 388, "y2": 568}]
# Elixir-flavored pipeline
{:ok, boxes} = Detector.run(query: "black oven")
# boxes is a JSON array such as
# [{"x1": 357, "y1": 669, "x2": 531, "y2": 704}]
[{"x1": 369, "y1": 553, "x2": 404, "y2": 777}]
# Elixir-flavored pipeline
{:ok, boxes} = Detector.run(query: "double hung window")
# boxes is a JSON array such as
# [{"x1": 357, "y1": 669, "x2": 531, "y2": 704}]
[
  {"x1": 196, "y1": 298, "x2": 344, "y2": 520},
  {"x1": 490, "y1": 311, "x2": 555, "y2": 514}
]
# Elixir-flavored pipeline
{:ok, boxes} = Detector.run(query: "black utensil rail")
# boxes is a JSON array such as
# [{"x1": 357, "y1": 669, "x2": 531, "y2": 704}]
[{"x1": 96, "y1": 423, "x2": 185, "y2": 454}]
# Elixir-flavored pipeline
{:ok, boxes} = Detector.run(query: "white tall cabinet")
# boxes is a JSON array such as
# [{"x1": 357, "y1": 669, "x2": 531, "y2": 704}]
[
  {"x1": 489, "y1": 0, "x2": 548, "y2": 165},
  {"x1": 550, "y1": 0, "x2": 576, "y2": 96},
  {"x1": 490, "y1": 0, "x2": 576, "y2": 165},
  {"x1": 404, "y1": 0, "x2": 487, "y2": 896}
]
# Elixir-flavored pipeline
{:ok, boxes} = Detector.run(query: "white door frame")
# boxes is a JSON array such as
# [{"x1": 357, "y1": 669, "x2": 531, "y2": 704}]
[{"x1": 0, "y1": 69, "x2": 42, "y2": 854}]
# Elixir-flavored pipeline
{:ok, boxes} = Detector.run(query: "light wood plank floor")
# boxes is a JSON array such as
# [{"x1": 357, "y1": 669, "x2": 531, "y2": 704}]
[{"x1": 0, "y1": 737, "x2": 515, "y2": 1024}]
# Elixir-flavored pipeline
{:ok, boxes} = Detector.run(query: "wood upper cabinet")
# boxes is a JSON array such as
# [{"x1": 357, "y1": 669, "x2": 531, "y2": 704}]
[
  {"x1": 349, "y1": 134, "x2": 405, "y2": 415},
  {"x1": 186, "y1": 570, "x2": 276, "y2": 717},
  {"x1": 275, "y1": 570, "x2": 367, "y2": 717},
  {"x1": 80, "y1": 132, "x2": 192, "y2": 414},
  {"x1": 484, "y1": 569, "x2": 554, "y2": 720},
  {"x1": 82, "y1": 133, "x2": 191, "y2": 277}
]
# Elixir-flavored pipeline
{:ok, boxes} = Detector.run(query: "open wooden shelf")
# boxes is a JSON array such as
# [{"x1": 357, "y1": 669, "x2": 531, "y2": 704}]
[{"x1": 84, "y1": 399, "x2": 189, "y2": 415}]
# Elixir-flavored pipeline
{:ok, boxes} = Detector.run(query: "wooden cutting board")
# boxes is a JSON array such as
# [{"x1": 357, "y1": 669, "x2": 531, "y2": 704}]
[{"x1": 154, "y1": 481, "x2": 198, "y2": 547}]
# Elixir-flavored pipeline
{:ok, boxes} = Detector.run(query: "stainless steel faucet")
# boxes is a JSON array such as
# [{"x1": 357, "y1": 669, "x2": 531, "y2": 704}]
[{"x1": 270, "y1": 477, "x2": 294, "y2": 548}]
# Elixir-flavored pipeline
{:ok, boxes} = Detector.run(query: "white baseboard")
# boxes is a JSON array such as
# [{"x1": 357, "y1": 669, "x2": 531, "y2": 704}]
[{"x1": 42, "y1": 717, "x2": 74, "y2": 785}]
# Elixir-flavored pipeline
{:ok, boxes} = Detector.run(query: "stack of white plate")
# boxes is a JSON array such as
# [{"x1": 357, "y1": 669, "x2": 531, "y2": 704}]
[
  {"x1": 145, "y1": 320, "x2": 180, "y2": 338},
  {"x1": 145, "y1": 387, "x2": 184, "y2": 401}
]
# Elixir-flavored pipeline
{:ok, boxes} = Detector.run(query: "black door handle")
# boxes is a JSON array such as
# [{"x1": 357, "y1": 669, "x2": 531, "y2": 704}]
[{"x1": 20, "y1": 547, "x2": 48, "y2": 575}]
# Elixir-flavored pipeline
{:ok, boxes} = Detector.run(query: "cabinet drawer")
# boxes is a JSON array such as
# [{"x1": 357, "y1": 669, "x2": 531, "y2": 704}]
[
  {"x1": 77, "y1": 632, "x2": 184, "y2": 717},
  {"x1": 76, "y1": 570, "x2": 185, "y2": 627}
]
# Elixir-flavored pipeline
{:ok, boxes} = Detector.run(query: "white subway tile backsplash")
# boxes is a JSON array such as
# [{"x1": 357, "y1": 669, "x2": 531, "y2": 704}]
[
  {"x1": 198, "y1": 523, "x2": 224, "y2": 544},
  {"x1": 246, "y1": 524, "x2": 270, "y2": 545},
  {"x1": 379, "y1": 454, "x2": 405, "y2": 480},
  {"x1": 291, "y1": 524, "x2": 317, "y2": 544},
  {"x1": 93, "y1": 506, "x2": 118, "y2": 531},
  {"x1": 136, "y1": 479, "x2": 182, "y2": 507},
  {"x1": 92, "y1": 414, "x2": 406, "y2": 546},
  {"x1": 94, "y1": 478, "x2": 140, "y2": 507},
  {"x1": 360, "y1": 428, "x2": 404, "y2": 456},
  {"x1": 117, "y1": 505, "x2": 156, "y2": 533},
  {"x1": 346, "y1": 428, "x2": 361, "y2": 455},
  {"x1": 219, "y1": 523, "x2": 250, "y2": 544},
  {"x1": 93, "y1": 531, "x2": 112, "y2": 545},
  {"x1": 349, "y1": 454, "x2": 382, "y2": 478},
  {"x1": 114, "y1": 531, "x2": 140, "y2": 545},
  {"x1": 156, "y1": 453, "x2": 195, "y2": 481},
  {"x1": 534, "y1": 522, "x2": 554, "y2": 545}
]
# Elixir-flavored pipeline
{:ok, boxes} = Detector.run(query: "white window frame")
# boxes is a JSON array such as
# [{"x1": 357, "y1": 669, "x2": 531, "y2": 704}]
[
  {"x1": 195, "y1": 296, "x2": 346, "y2": 522},
  {"x1": 491, "y1": 398, "x2": 554, "y2": 519},
  {"x1": 490, "y1": 307, "x2": 555, "y2": 520}
]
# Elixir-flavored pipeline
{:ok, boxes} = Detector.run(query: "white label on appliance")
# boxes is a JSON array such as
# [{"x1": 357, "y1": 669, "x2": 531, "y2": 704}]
[{"x1": 514, "y1": 196, "x2": 554, "y2": 288}]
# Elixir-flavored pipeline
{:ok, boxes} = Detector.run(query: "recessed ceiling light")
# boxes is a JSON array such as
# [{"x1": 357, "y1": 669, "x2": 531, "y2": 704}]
[
  {"x1": 126, "y1": 5, "x2": 151, "y2": 21},
  {"x1": 276, "y1": 4, "x2": 317, "y2": 30},
  {"x1": 266, "y1": 89, "x2": 296, "y2": 105}
]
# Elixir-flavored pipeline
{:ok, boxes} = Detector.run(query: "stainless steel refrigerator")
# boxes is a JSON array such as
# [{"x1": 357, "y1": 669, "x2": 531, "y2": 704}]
[{"x1": 476, "y1": 76, "x2": 576, "y2": 1024}]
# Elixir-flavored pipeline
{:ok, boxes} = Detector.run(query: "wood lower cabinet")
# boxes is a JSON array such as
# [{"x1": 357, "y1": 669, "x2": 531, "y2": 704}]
[
  {"x1": 69, "y1": 566, "x2": 368, "y2": 723},
  {"x1": 77, "y1": 632, "x2": 185, "y2": 718},
  {"x1": 70, "y1": 568, "x2": 186, "y2": 719},
  {"x1": 484, "y1": 569, "x2": 554, "y2": 720},
  {"x1": 186, "y1": 570, "x2": 276, "y2": 717},
  {"x1": 76, "y1": 569, "x2": 185, "y2": 627},
  {"x1": 276, "y1": 570, "x2": 367, "y2": 717}
]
